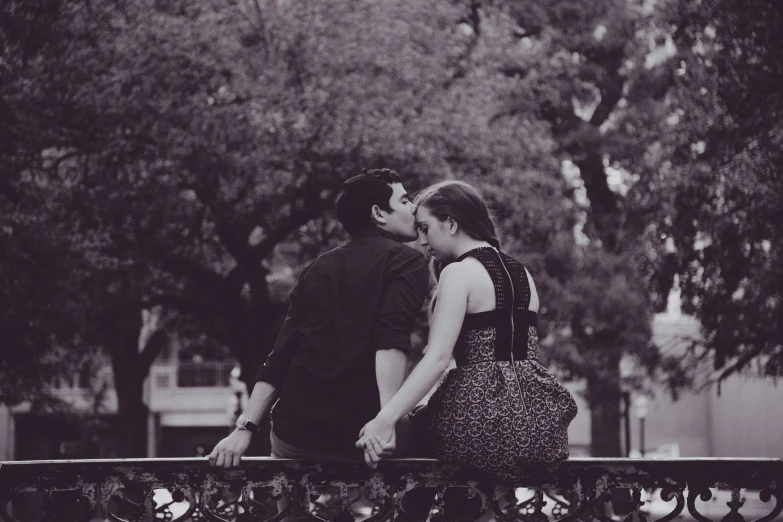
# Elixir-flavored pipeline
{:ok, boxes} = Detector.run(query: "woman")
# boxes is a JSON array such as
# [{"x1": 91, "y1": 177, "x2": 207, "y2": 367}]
[{"x1": 356, "y1": 180, "x2": 577, "y2": 480}]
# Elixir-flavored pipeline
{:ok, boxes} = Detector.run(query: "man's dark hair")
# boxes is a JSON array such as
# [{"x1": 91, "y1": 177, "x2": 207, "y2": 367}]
[{"x1": 336, "y1": 168, "x2": 402, "y2": 234}]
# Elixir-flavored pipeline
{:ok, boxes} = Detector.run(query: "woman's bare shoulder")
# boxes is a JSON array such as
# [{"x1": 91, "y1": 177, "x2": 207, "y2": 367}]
[
  {"x1": 453, "y1": 257, "x2": 493, "y2": 284},
  {"x1": 439, "y1": 259, "x2": 472, "y2": 282}
]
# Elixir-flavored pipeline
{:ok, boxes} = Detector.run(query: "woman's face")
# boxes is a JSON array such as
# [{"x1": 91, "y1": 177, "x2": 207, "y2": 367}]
[{"x1": 415, "y1": 206, "x2": 455, "y2": 262}]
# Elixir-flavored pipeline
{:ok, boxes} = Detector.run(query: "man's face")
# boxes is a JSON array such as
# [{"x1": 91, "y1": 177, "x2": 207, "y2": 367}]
[{"x1": 378, "y1": 183, "x2": 417, "y2": 241}]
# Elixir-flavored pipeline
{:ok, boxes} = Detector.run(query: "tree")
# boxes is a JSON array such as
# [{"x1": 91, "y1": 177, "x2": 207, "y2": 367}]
[
  {"x1": 2, "y1": 0, "x2": 572, "y2": 456},
  {"x1": 6, "y1": 0, "x2": 691, "y2": 459},
  {"x1": 0, "y1": 0, "x2": 100, "y2": 402},
  {"x1": 655, "y1": 0, "x2": 783, "y2": 381},
  {"x1": 459, "y1": 0, "x2": 681, "y2": 456},
  {"x1": 0, "y1": 207, "x2": 85, "y2": 403}
]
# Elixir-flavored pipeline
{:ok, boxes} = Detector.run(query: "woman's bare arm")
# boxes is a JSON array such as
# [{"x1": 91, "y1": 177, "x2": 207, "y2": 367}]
[{"x1": 356, "y1": 263, "x2": 469, "y2": 454}]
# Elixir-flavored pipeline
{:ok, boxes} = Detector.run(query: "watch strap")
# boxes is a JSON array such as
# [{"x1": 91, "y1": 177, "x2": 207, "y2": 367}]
[
  {"x1": 243, "y1": 419, "x2": 260, "y2": 434},
  {"x1": 236, "y1": 415, "x2": 260, "y2": 434}
]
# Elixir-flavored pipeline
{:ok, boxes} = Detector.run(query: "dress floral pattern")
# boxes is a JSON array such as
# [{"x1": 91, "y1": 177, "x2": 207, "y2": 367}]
[{"x1": 427, "y1": 247, "x2": 578, "y2": 480}]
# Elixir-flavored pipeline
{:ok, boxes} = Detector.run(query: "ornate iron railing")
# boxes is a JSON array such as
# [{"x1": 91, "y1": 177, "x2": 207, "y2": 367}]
[{"x1": 0, "y1": 458, "x2": 781, "y2": 522}]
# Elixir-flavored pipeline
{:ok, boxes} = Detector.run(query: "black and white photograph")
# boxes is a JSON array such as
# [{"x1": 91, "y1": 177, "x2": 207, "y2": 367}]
[{"x1": 1, "y1": 0, "x2": 781, "y2": 520}]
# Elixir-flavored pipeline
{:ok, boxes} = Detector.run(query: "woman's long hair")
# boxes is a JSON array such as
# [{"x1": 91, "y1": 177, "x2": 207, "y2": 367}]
[{"x1": 414, "y1": 180, "x2": 501, "y2": 317}]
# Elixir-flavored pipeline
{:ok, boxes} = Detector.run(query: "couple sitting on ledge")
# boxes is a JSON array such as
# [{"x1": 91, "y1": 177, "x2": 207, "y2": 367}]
[{"x1": 210, "y1": 169, "x2": 577, "y2": 481}]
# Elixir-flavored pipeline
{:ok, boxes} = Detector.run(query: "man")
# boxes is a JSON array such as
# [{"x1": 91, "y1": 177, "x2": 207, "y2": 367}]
[{"x1": 209, "y1": 168, "x2": 429, "y2": 467}]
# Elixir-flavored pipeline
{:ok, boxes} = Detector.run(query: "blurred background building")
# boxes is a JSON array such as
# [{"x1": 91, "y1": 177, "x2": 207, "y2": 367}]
[
  {"x1": 0, "y1": 329, "x2": 247, "y2": 461},
  {"x1": 2, "y1": 309, "x2": 781, "y2": 461},
  {"x1": 566, "y1": 311, "x2": 783, "y2": 459}
]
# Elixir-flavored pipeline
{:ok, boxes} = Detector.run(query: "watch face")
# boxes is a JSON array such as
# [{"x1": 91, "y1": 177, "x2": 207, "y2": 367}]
[{"x1": 236, "y1": 415, "x2": 247, "y2": 429}]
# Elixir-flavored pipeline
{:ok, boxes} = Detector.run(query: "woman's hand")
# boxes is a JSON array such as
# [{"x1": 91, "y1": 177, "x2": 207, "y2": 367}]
[{"x1": 356, "y1": 417, "x2": 396, "y2": 468}]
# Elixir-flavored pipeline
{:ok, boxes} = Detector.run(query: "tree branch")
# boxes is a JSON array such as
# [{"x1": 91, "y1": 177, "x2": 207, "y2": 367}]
[
  {"x1": 694, "y1": 341, "x2": 766, "y2": 393},
  {"x1": 252, "y1": 198, "x2": 329, "y2": 259},
  {"x1": 139, "y1": 328, "x2": 168, "y2": 370},
  {"x1": 159, "y1": 254, "x2": 225, "y2": 296},
  {"x1": 589, "y1": 75, "x2": 624, "y2": 128},
  {"x1": 224, "y1": 265, "x2": 248, "y2": 298},
  {"x1": 141, "y1": 293, "x2": 212, "y2": 320},
  {"x1": 214, "y1": 220, "x2": 252, "y2": 261}
]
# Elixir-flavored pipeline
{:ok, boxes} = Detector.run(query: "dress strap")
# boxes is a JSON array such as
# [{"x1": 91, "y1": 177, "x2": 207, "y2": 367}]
[
  {"x1": 456, "y1": 246, "x2": 531, "y2": 310},
  {"x1": 457, "y1": 246, "x2": 536, "y2": 366},
  {"x1": 455, "y1": 245, "x2": 496, "y2": 262}
]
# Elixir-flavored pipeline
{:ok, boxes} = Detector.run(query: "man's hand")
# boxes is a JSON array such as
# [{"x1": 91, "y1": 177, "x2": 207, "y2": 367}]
[
  {"x1": 359, "y1": 435, "x2": 396, "y2": 468},
  {"x1": 356, "y1": 418, "x2": 396, "y2": 469},
  {"x1": 209, "y1": 430, "x2": 253, "y2": 468}
]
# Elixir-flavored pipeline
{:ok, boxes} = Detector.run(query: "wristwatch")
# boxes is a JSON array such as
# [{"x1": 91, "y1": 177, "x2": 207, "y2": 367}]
[{"x1": 235, "y1": 414, "x2": 260, "y2": 434}]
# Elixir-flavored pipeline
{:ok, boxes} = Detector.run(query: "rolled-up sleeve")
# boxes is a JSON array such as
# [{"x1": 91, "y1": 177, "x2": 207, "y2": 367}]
[
  {"x1": 255, "y1": 265, "x2": 313, "y2": 387},
  {"x1": 254, "y1": 304, "x2": 299, "y2": 388},
  {"x1": 372, "y1": 250, "x2": 430, "y2": 354}
]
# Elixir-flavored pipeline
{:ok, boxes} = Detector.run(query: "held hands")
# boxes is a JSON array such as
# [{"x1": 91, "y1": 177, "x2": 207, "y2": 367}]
[
  {"x1": 208, "y1": 429, "x2": 253, "y2": 468},
  {"x1": 356, "y1": 417, "x2": 396, "y2": 469}
]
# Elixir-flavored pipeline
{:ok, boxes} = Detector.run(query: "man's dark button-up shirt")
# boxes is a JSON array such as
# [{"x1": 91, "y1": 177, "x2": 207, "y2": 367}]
[{"x1": 255, "y1": 227, "x2": 430, "y2": 452}]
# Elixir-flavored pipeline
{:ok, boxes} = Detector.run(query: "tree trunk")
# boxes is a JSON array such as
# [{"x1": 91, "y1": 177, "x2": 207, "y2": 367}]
[
  {"x1": 572, "y1": 148, "x2": 623, "y2": 252},
  {"x1": 586, "y1": 352, "x2": 623, "y2": 457},
  {"x1": 107, "y1": 308, "x2": 148, "y2": 457},
  {"x1": 113, "y1": 369, "x2": 148, "y2": 457}
]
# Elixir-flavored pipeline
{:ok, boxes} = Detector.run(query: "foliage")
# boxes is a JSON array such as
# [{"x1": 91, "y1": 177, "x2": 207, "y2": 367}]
[
  {"x1": 0, "y1": 0, "x2": 575, "y2": 454},
  {"x1": 466, "y1": 0, "x2": 680, "y2": 455},
  {"x1": 7, "y1": 0, "x2": 777, "y2": 460},
  {"x1": 657, "y1": 0, "x2": 783, "y2": 380}
]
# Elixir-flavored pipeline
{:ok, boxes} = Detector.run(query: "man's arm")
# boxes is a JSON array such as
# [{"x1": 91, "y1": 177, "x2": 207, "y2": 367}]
[
  {"x1": 359, "y1": 263, "x2": 467, "y2": 467},
  {"x1": 254, "y1": 262, "x2": 314, "y2": 389},
  {"x1": 240, "y1": 381, "x2": 280, "y2": 425},
  {"x1": 363, "y1": 250, "x2": 428, "y2": 464},
  {"x1": 372, "y1": 250, "x2": 430, "y2": 409},
  {"x1": 209, "y1": 263, "x2": 314, "y2": 468},
  {"x1": 376, "y1": 349, "x2": 407, "y2": 407},
  {"x1": 253, "y1": 310, "x2": 301, "y2": 389},
  {"x1": 209, "y1": 308, "x2": 299, "y2": 469},
  {"x1": 372, "y1": 349, "x2": 407, "y2": 461},
  {"x1": 208, "y1": 381, "x2": 279, "y2": 468}
]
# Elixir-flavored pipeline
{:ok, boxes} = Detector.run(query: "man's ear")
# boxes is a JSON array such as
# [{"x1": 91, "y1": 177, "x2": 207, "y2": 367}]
[{"x1": 370, "y1": 204, "x2": 387, "y2": 225}]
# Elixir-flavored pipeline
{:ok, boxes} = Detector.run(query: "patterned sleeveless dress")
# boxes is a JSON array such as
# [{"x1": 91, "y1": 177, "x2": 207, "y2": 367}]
[{"x1": 427, "y1": 247, "x2": 578, "y2": 480}]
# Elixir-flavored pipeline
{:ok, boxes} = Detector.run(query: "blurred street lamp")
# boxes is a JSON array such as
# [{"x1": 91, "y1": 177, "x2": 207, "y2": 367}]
[
  {"x1": 634, "y1": 396, "x2": 650, "y2": 457},
  {"x1": 622, "y1": 392, "x2": 632, "y2": 457}
]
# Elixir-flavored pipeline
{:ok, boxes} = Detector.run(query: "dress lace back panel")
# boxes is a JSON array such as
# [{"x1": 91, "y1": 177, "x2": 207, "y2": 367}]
[{"x1": 427, "y1": 246, "x2": 578, "y2": 480}]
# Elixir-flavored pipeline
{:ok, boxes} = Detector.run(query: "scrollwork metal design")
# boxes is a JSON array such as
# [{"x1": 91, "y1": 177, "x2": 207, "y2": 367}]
[
  {"x1": 0, "y1": 458, "x2": 781, "y2": 522},
  {"x1": 687, "y1": 485, "x2": 715, "y2": 522},
  {"x1": 722, "y1": 488, "x2": 745, "y2": 522},
  {"x1": 107, "y1": 485, "x2": 154, "y2": 522},
  {"x1": 299, "y1": 470, "x2": 396, "y2": 522},
  {"x1": 651, "y1": 485, "x2": 685, "y2": 522},
  {"x1": 494, "y1": 487, "x2": 549, "y2": 522},
  {"x1": 550, "y1": 481, "x2": 588, "y2": 522},
  {"x1": 165, "y1": 488, "x2": 199, "y2": 522},
  {"x1": 621, "y1": 488, "x2": 647, "y2": 522},
  {"x1": 591, "y1": 487, "x2": 615, "y2": 522},
  {"x1": 750, "y1": 485, "x2": 783, "y2": 522},
  {"x1": 544, "y1": 489, "x2": 572, "y2": 519},
  {"x1": 240, "y1": 485, "x2": 288, "y2": 522}
]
